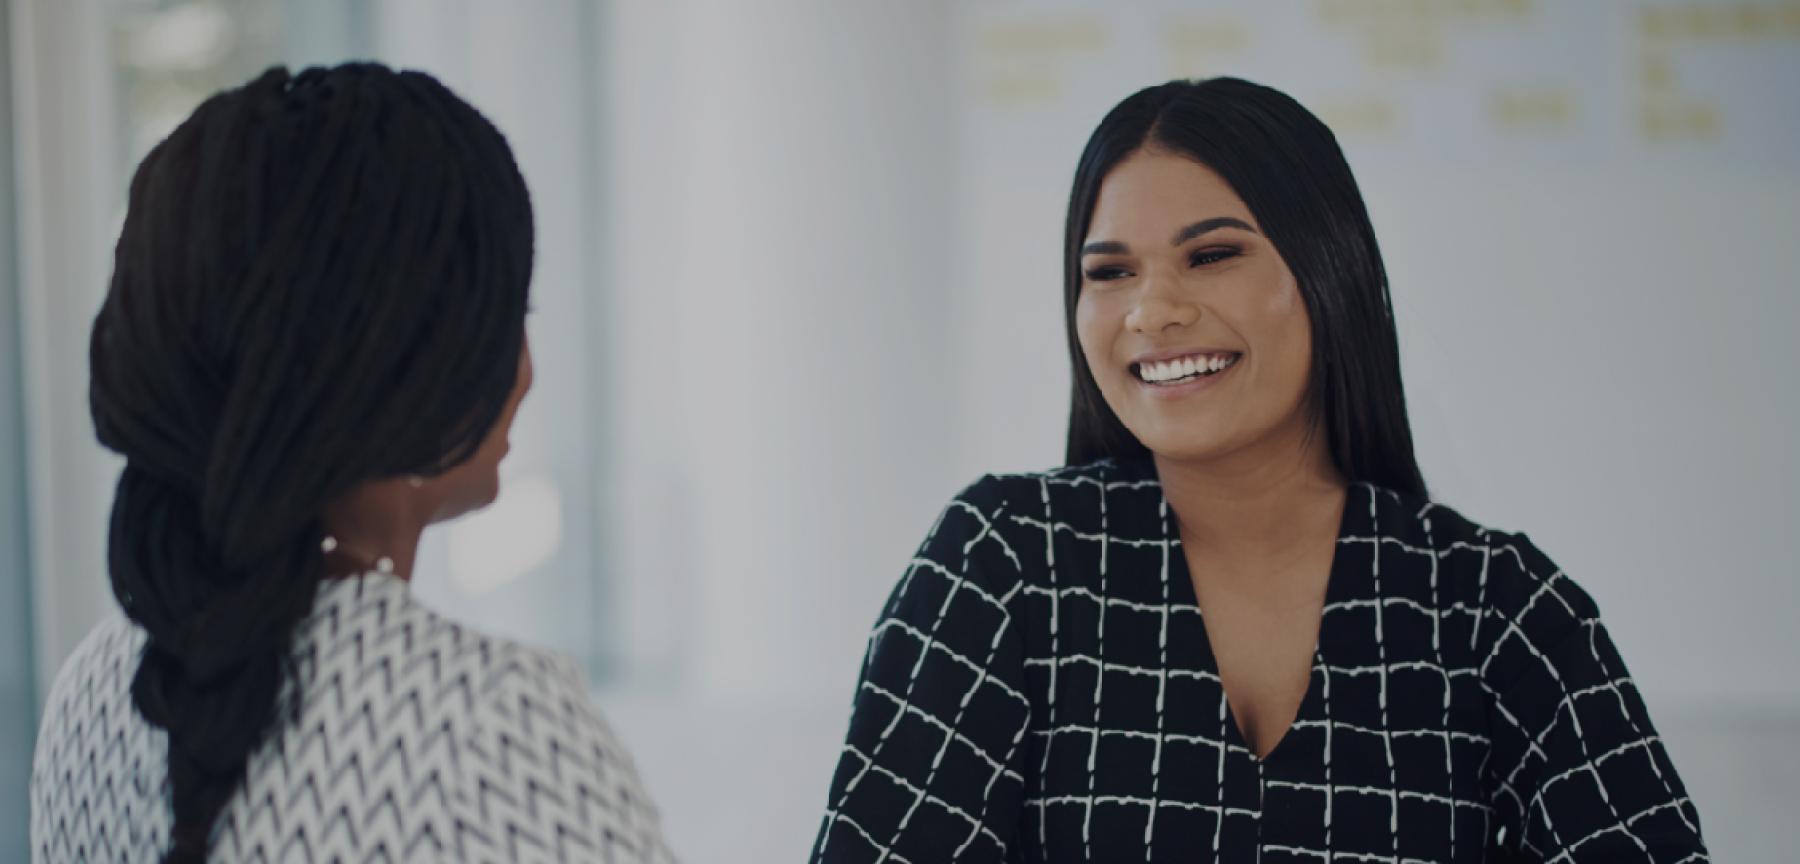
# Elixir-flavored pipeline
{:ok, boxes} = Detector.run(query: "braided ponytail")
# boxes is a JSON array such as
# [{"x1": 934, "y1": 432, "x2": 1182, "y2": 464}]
[{"x1": 89, "y1": 64, "x2": 533, "y2": 862}]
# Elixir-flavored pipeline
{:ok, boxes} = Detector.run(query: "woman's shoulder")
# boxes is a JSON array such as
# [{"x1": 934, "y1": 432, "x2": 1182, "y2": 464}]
[
  {"x1": 36, "y1": 611, "x2": 151, "y2": 758},
  {"x1": 45, "y1": 610, "x2": 147, "y2": 697},
  {"x1": 1408, "y1": 493, "x2": 1596, "y2": 614},
  {"x1": 301, "y1": 573, "x2": 587, "y2": 704},
  {"x1": 291, "y1": 575, "x2": 674, "y2": 860},
  {"x1": 36, "y1": 611, "x2": 152, "y2": 753},
  {"x1": 32, "y1": 612, "x2": 168, "y2": 863},
  {"x1": 1366, "y1": 486, "x2": 1604, "y2": 680},
  {"x1": 920, "y1": 459, "x2": 1166, "y2": 598}
]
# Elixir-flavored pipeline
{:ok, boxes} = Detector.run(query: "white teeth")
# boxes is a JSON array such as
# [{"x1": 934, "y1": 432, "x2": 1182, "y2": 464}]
[{"x1": 1138, "y1": 353, "x2": 1238, "y2": 384}]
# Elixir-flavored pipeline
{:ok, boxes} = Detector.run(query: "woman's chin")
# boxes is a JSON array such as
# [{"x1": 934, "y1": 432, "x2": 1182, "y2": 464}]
[
  {"x1": 431, "y1": 481, "x2": 500, "y2": 525},
  {"x1": 1128, "y1": 420, "x2": 1239, "y2": 465},
  {"x1": 1143, "y1": 441, "x2": 1233, "y2": 466}
]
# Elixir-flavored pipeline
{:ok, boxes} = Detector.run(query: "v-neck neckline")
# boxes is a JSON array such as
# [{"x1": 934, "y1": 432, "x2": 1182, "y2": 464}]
[{"x1": 1161, "y1": 481, "x2": 1367, "y2": 764}]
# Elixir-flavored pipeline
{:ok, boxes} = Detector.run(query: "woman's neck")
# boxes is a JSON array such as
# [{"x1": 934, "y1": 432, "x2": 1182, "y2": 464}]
[
  {"x1": 1154, "y1": 420, "x2": 1347, "y2": 574},
  {"x1": 320, "y1": 482, "x2": 427, "y2": 581}
]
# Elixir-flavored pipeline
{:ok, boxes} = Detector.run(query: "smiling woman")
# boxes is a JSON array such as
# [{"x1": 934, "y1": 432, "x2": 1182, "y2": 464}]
[
  {"x1": 1079, "y1": 213, "x2": 1256, "y2": 394},
  {"x1": 812, "y1": 78, "x2": 1710, "y2": 863},
  {"x1": 1061, "y1": 81, "x2": 1423, "y2": 499},
  {"x1": 1075, "y1": 159, "x2": 1315, "y2": 471}
]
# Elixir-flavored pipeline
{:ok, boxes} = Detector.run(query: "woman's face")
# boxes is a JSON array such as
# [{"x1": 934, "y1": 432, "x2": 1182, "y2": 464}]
[
  {"x1": 429, "y1": 334, "x2": 534, "y2": 522},
  {"x1": 1076, "y1": 148, "x2": 1315, "y2": 465}
]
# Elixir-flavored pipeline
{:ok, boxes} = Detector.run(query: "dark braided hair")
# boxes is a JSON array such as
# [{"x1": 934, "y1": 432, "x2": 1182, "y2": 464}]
[{"x1": 88, "y1": 63, "x2": 533, "y2": 863}]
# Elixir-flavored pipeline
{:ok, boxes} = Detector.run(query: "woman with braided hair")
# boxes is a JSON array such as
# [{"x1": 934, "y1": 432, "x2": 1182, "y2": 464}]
[{"x1": 30, "y1": 64, "x2": 674, "y2": 863}]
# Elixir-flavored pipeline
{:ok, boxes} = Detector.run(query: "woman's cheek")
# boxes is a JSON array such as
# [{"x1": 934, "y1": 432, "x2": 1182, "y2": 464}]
[
  {"x1": 1257, "y1": 268, "x2": 1303, "y2": 316},
  {"x1": 1075, "y1": 295, "x2": 1114, "y2": 379}
]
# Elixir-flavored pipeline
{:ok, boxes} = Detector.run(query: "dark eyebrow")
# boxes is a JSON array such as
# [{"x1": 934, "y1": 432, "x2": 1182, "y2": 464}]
[
  {"x1": 1171, "y1": 217, "x2": 1257, "y2": 246},
  {"x1": 1081, "y1": 217, "x2": 1258, "y2": 257}
]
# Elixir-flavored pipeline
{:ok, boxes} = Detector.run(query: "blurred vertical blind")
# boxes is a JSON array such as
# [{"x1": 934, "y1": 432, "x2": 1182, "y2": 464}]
[{"x1": 2, "y1": 2, "x2": 39, "y2": 857}]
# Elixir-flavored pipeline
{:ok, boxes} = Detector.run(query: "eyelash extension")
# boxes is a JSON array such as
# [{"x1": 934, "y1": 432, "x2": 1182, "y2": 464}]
[
  {"x1": 1083, "y1": 247, "x2": 1241, "y2": 282},
  {"x1": 1189, "y1": 246, "x2": 1240, "y2": 267}
]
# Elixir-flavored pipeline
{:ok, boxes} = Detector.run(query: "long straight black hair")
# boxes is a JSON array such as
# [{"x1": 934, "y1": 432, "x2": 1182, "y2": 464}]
[
  {"x1": 1062, "y1": 78, "x2": 1426, "y2": 497},
  {"x1": 89, "y1": 64, "x2": 533, "y2": 862}
]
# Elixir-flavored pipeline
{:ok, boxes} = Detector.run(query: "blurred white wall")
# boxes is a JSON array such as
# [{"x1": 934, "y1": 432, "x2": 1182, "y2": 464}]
[
  {"x1": 8, "y1": 1, "x2": 1797, "y2": 862},
  {"x1": 0, "y1": 2, "x2": 37, "y2": 855},
  {"x1": 600, "y1": 0, "x2": 957, "y2": 704},
  {"x1": 595, "y1": 2, "x2": 961, "y2": 858},
  {"x1": 372, "y1": 0, "x2": 618, "y2": 682},
  {"x1": 11, "y1": 0, "x2": 129, "y2": 714}
]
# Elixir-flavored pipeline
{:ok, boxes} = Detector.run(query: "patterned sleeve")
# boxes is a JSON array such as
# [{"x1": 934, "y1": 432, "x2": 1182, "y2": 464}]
[
  {"x1": 1479, "y1": 535, "x2": 1707, "y2": 862},
  {"x1": 457, "y1": 650, "x2": 678, "y2": 864},
  {"x1": 812, "y1": 477, "x2": 1034, "y2": 863}
]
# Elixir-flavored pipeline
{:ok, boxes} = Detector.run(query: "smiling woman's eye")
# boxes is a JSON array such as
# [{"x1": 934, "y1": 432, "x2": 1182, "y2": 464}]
[
  {"x1": 1189, "y1": 246, "x2": 1240, "y2": 268},
  {"x1": 1083, "y1": 265, "x2": 1131, "y2": 282}
]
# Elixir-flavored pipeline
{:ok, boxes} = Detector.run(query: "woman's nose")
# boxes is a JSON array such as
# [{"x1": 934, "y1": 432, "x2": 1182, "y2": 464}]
[{"x1": 1124, "y1": 273, "x2": 1201, "y2": 334}]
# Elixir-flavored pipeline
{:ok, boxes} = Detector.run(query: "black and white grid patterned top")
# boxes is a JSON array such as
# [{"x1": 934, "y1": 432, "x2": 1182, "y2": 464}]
[
  {"x1": 812, "y1": 459, "x2": 1707, "y2": 863},
  {"x1": 32, "y1": 571, "x2": 675, "y2": 864}
]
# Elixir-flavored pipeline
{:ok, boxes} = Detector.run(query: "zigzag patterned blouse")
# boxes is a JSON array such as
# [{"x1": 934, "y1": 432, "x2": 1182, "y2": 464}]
[
  {"x1": 32, "y1": 571, "x2": 675, "y2": 864},
  {"x1": 813, "y1": 459, "x2": 1708, "y2": 863}
]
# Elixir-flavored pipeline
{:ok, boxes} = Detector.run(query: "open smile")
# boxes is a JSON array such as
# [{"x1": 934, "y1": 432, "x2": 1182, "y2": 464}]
[{"x1": 1131, "y1": 351, "x2": 1242, "y2": 387}]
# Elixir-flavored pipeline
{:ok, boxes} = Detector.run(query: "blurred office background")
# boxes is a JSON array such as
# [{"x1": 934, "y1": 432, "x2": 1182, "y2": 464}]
[{"x1": 4, "y1": 0, "x2": 1798, "y2": 860}]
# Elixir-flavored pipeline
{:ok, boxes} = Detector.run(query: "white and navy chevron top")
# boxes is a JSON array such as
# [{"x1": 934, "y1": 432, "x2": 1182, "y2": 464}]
[
  {"x1": 32, "y1": 571, "x2": 675, "y2": 864},
  {"x1": 813, "y1": 460, "x2": 1708, "y2": 863}
]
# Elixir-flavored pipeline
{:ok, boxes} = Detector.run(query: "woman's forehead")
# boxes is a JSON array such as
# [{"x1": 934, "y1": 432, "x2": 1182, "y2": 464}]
[{"x1": 1087, "y1": 150, "x2": 1256, "y2": 241}]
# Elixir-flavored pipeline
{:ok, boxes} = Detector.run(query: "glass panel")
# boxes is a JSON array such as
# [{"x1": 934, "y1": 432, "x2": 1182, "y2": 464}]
[
  {"x1": 107, "y1": 0, "x2": 374, "y2": 178},
  {"x1": 1, "y1": 1, "x2": 40, "y2": 857}
]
